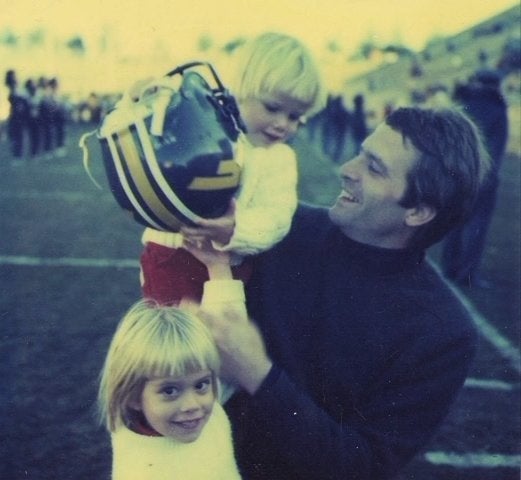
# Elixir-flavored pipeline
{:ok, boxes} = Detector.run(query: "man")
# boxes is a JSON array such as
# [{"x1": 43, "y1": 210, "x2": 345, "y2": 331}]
[{"x1": 201, "y1": 107, "x2": 489, "y2": 480}]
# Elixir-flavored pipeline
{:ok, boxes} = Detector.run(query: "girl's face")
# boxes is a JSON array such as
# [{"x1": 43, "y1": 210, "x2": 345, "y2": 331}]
[
  {"x1": 239, "y1": 91, "x2": 310, "y2": 147},
  {"x1": 137, "y1": 369, "x2": 215, "y2": 443}
]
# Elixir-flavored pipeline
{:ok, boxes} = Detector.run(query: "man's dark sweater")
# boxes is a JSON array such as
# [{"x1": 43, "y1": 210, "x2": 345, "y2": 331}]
[{"x1": 226, "y1": 204, "x2": 478, "y2": 480}]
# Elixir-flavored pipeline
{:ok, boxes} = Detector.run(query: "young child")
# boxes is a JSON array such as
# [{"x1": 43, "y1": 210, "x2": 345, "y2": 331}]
[
  {"x1": 140, "y1": 32, "x2": 327, "y2": 305},
  {"x1": 98, "y1": 279, "x2": 243, "y2": 479}
]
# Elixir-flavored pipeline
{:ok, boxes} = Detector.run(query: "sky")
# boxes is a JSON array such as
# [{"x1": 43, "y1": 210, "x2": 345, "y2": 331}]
[
  {"x1": 2, "y1": 0, "x2": 517, "y2": 51},
  {"x1": 1, "y1": 0, "x2": 518, "y2": 94}
]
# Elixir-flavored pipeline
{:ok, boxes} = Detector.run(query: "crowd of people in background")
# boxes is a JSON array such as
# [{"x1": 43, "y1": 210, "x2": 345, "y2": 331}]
[
  {"x1": 3, "y1": 69, "x2": 68, "y2": 163},
  {"x1": 1, "y1": 69, "x2": 116, "y2": 164},
  {"x1": 306, "y1": 92, "x2": 368, "y2": 163}
]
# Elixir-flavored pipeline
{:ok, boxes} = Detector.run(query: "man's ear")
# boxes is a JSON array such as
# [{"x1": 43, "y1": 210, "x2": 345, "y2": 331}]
[{"x1": 405, "y1": 204, "x2": 437, "y2": 227}]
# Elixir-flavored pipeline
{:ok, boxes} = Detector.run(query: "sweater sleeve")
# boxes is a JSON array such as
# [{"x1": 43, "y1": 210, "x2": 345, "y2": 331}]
[
  {"x1": 216, "y1": 143, "x2": 298, "y2": 256},
  {"x1": 201, "y1": 279, "x2": 247, "y2": 321},
  {"x1": 201, "y1": 279, "x2": 246, "y2": 405},
  {"x1": 238, "y1": 318, "x2": 476, "y2": 480},
  {"x1": 230, "y1": 288, "x2": 476, "y2": 480}
]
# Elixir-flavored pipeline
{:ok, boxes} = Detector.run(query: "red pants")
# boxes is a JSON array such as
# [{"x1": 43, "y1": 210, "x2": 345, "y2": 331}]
[{"x1": 140, "y1": 242, "x2": 253, "y2": 305}]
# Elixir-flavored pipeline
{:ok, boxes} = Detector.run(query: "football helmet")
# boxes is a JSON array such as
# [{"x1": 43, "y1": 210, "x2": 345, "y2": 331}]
[{"x1": 95, "y1": 62, "x2": 246, "y2": 231}]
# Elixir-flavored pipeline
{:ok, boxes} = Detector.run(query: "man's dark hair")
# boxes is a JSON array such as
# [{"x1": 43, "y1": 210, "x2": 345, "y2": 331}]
[{"x1": 386, "y1": 107, "x2": 490, "y2": 249}]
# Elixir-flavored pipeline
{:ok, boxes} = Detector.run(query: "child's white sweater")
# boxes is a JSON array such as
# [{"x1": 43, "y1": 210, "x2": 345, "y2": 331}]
[
  {"x1": 141, "y1": 137, "x2": 298, "y2": 257},
  {"x1": 111, "y1": 402, "x2": 241, "y2": 480}
]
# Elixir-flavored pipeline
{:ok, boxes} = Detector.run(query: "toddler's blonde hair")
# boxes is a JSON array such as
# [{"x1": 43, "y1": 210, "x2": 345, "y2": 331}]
[{"x1": 230, "y1": 32, "x2": 327, "y2": 117}]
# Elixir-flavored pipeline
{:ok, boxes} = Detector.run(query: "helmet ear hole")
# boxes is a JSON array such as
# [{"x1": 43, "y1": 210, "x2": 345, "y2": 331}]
[{"x1": 95, "y1": 63, "x2": 245, "y2": 232}]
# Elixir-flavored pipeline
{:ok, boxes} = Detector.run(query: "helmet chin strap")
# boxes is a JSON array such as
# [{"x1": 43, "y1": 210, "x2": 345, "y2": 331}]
[
  {"x1": 150, "y1": 89, "x2": 172, "y2": 137},
  {"x1": 78, "y1": 129, "x2": 102, "y2": 190}
]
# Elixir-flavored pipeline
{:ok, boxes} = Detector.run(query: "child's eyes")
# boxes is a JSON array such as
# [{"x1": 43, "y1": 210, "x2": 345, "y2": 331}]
[
  {"x1": 160, "y1": 385, "x2": 180, "y2": 397},
  {"x1": 263, "y1": 102, "x2": 279, "y2": 113},
  {"x1": 289, "y1": 113, "x2": 303, "y2": 122},
  {"x1": 263, "y1": 103, "x2": 306, "y2": 123},
  {"x1": 160, "y1": 379, "x2": 211, "y2": 396},
  {"x1": 195, "y1": 378, "x2": 212, "y2": 393}
]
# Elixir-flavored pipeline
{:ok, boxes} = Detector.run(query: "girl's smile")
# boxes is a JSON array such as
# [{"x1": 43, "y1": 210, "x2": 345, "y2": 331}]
[{"x1": 137, "y1": 369, "x2": 216, "y2": 443}]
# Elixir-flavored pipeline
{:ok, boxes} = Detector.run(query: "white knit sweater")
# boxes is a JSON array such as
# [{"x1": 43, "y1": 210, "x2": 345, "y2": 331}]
[
  {"x1": 111, "y1": 402, "x2": 241, "y2": 480},
  {"x1": 141, "y1": 136, "x2": 298, "y2": 256}
]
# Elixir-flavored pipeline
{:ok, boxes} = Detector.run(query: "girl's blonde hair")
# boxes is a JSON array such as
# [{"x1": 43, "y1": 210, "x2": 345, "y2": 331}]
[
  {"x1": 98, "y1": 299, "x2": 220, "y2": 432},
  {"x1": 230, "y1": 32, "x2": 327, "y2": 117}
]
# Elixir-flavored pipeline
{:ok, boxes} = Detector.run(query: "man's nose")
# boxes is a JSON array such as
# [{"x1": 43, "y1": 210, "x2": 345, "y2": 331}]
[{"x1": 340, "y1": 155, "x2": 362, "y2": 180}]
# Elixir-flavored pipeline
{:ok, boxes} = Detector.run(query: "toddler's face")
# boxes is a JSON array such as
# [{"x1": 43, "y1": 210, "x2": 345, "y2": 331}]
[
  {"x1": 138, "y1": 369, "x2": 215, "y2": 443},
  {"x1": 240, "y1": 92, "x2": 310, "y2": 147}
]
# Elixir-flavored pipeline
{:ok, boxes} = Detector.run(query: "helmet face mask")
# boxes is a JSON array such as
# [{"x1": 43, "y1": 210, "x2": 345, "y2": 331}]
[{"x1": 97, "y1": 63, "x2": 246, "y2": 231}]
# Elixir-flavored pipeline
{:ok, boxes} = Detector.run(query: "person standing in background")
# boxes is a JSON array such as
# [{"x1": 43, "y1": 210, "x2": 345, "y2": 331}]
[
  {"x1": 351, "y1": 93, "x2": 368, "y2": 152},
  {"x1": 40, "y1": 77, "x2": 67, "y2": 159},
  {"x1": 24, "y1": 78, "x2": 42, "y2": 159},
  {"x1": 4, "y1": 70, "x2": 29, "y2": 162},
  {"x1": 442, "y1": 69, "x2": 508, "y2": 288}
]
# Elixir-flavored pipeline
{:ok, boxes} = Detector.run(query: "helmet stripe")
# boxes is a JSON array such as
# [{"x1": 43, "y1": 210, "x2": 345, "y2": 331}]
[
  {"x1": 134, "y1": 120, "x2": 200, "y2": 222},
  {"x1": 115, "y1": 127, "x2": 184, "y2": 231},
  {"x1": 105, "y1": 135, "x2": 166, "y2": 230}
]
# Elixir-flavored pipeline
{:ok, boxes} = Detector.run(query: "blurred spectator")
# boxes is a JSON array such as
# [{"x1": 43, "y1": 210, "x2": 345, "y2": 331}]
[
  {"x1": 410, "y1": 60, "x2": 424, "y2": 78},
  {"x1": 441, "y1": 69, "x2": 509, "y2": 288},
  {"x1": 322, "y1": 94, "x2": 351, "y2": 163},
  {"x1": 86, "y1": 92, "x2": 102, "y2": 123},
  {"x1": 425, "y1": 83, "x2": 452, "y2": 108},
  {"x1": 4, "y1": 69, "x2": 29, "y2": 161},
  {"x1": 383, "y1": 101, "x2": 395, "y2": 119},
  {"x1": 351, "y1": 94, "x2": 368, "y2": 153},
  {"x1": 24, "y1": 78, "x2": 43, "y2": 158},
  {"x1": 72, "y1": 92, "x2": 115, "y2": 124},
  {"x1": 498, "y1": 36, "x2": 521, "y2": 75},
  {"x1": 478, "y1": 49, "x2": 489, "y2": 67},
  {"x1": 40, "y1": 77, "x2": 67, "y2": 158},
  {"x1": 305, "y1": 103, "x2": 326, "y2": 145}
]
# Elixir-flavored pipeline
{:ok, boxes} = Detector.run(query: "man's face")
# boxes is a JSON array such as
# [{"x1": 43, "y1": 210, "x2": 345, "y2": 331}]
[{"x1": 328, "y1": 123, "x2": 419, "y2": 249}]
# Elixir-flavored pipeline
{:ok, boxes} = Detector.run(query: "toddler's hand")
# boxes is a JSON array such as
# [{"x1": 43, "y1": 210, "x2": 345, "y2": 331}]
[
  {"x1": 181, "y1": 199, "x2": 236, "y2": 246},
  {"x1": 182, "y1": 239, "x2": 232, "y2": 280}
]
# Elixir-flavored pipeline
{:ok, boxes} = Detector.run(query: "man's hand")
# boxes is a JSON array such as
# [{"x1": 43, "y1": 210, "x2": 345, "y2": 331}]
[{"x1": 198, "y1": 307, "x2": 273, "y2": 395}]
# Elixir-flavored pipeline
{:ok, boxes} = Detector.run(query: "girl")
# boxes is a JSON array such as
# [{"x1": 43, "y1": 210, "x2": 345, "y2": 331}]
[
  {"x1": 140, "y1": 32, "x2": 327, "y2": 305},
  {"x1": 98, "y1": 292, "x2": 242, "y2": 479}
]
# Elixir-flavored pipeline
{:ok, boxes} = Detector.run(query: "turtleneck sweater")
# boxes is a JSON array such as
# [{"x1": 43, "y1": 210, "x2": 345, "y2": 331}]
[{"x1": 226, "y1": 204, "x2": 477, "y2": 480}]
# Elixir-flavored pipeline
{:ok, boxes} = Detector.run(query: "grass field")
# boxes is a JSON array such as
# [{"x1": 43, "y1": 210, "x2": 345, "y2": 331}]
[{"x1": 0, "y1": 115, "x2": 519, "y2": 479}]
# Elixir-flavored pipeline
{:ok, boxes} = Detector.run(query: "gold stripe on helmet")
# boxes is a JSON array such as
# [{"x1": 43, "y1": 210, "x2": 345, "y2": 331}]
[{"x1": 117, "y1": 128, "x2": 183, "y2": 231}]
